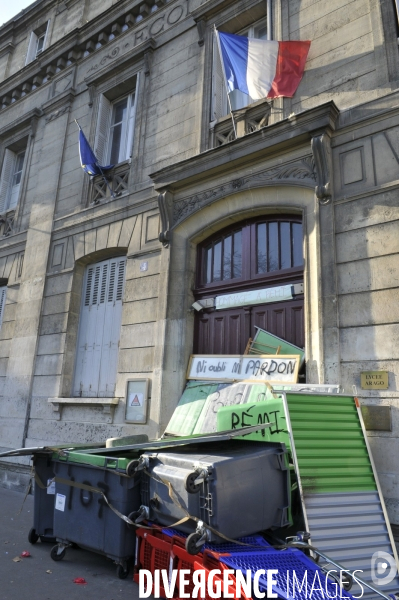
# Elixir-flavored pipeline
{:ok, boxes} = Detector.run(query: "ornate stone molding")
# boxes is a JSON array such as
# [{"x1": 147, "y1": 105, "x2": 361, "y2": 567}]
[
  {"x1": 195, "y1": 19, "x2": 206, "y2": 46},
  {"x1": 45, "y1": 104, "x2": 70, "y2": 123},
  {"x1": 143, "y1": 49, "x2": 153, "y2": 76},
  {"x1": 84, "y1": 39, "x2": 156, "y2": 85},
  {"x1": 42, "y1": 89, "x2": 75, "y2": 124},
  {"x1": 0, "y1": 210, "x2": 16, "y2": 238},
  {"x1": 86, "y1": 46, "x2": 121, "y2": 74},
  {"x1": 158, "y1": 191, "x2": 172, "y2": 246},
  {"x1": 171, "y1": 157, "x2": 316, "y2": 227},
  {"x1": 0, "y1": 0, "x2": 185, "y2": 114},
  {"x1": 311, "y1": 133, "x2": 333, "y2": 204}
]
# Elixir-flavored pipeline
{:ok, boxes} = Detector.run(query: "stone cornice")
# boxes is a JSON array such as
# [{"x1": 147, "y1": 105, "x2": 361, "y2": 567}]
[
  {"x1": 0, "y1": 42, "x2": 15, "y2": 59},
  {"x1": 150, "y1": 101, "x2": 339, "y2": 190},
  {"x1": 0, "y1": 31, "x2": 79, "y2": 98},
  {"x1": 0, "y1": 107, "x2": 42, "y2": 139},
  {"x1": 0, "y1": 0, "x2": 188, "y2": 114},
  {"x1": 0, "y1": 0, "x2": 56, "y2": 44},
  {"x1": 191, "y1": 0, "x2": 263, "y2": 24},
  {"x1": 84, "y1": 38, "x2": 156, "y2": 86}
]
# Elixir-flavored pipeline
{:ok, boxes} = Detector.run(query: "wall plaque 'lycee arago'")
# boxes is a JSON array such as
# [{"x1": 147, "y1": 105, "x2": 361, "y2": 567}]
[{"x1": 360, "y1": 371, "x2": 389, "y2": 390}]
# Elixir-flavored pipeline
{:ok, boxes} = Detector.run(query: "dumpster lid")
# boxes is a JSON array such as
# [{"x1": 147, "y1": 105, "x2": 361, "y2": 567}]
[
  {"x1": 73, "y1": 423, "x2": 273, "y2": 456},
  {"x1": 0, "y1": 443, "x2": 105, "y2": 459}
]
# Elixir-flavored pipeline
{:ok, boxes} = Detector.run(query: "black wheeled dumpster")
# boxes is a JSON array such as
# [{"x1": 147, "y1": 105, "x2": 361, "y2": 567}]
[
  {"x1": 134, "y1": 440, "x2": 291, "y2": 555},
  {"x1": 28, "y1": 452, "x2": 57, "y2": 544},
  {"x1": 51, "y1": 450, "x2": 141, "y2": 578}
]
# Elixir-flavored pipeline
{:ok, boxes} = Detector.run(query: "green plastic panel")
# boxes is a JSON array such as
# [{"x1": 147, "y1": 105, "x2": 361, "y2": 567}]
[
  {"x1": 285, "y1": 394, "x2": 377, "y2": 494},
  {"x1": 216, "y1": 398, "x2": 290, "y2": 449},
  {"x1": 164, "y1": 381, "x2": 219, "y2": 436}
]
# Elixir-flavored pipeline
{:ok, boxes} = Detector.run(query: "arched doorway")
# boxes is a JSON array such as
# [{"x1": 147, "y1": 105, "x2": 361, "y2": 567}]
[{"x1": 193, "y1": 215, "x2": 304, "y2": 354}]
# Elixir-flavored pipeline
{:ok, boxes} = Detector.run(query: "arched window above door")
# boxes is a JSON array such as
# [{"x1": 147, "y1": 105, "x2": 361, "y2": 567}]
[
  {"x1": 194, "y1": 215, "x2": 304, "y2": 355},
  {"x1": 196, "y1": 216, "x2": 303, "y2": 295}
]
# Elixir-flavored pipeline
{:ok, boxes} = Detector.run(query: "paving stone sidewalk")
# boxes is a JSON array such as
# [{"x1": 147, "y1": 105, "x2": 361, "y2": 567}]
[{"x1": 0, "y1": 486, "x2": 143, "y2": 600}]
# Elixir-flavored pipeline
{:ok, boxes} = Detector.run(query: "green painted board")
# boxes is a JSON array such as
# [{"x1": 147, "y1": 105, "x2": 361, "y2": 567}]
[
  {"x1": 285, "y1": 393, "x2": 377, "y2": 494},
  {"x1": 164, "y1": 381, "x2": 219, "y2": 436},
  {"x1": 250, "y1": 327, "x2": 305, "y2": 366},
  {"x1": 216, "y1": 398, "x2": 290, "y2": 449},
  {"x1": 192, "y1": 382, "x2": 277, "y2": 435}
]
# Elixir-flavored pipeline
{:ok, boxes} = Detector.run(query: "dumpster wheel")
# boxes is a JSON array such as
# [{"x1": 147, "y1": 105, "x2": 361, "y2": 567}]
[
  {"x1": 116, "y1": 562, "x2": 130, "y2": 579},
  {"x1": 50, "y1": 544, "x2": 66, "y2": 561},
  {"x1": 28, "y1": 528, "x2": 39, "y2": 545},
  {"x1": 186, "y1": 532, "x2": 203, "y2": 556}
]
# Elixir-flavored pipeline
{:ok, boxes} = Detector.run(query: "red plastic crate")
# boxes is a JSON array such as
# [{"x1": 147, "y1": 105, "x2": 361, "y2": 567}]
[
  {"x1": 172, "y1": 545, "x2": 251, "y2": 600},
  {"x1": 134, "y1": 528, "x2": 175, "y2": 598}
]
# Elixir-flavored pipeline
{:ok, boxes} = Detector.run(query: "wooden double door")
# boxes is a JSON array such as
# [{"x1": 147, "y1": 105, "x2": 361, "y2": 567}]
[{"x1": 194, "y1": 298, "x2": 304, "y2": 355}]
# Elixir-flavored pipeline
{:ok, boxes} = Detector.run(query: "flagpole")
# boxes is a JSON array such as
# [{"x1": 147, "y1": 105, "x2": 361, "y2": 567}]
[
  {"x1": 214, "y1": 26, "x2": 237, "y2": 140},
  {"x1": 74, "y1": 119, "x2": 116, "y2": 199}
]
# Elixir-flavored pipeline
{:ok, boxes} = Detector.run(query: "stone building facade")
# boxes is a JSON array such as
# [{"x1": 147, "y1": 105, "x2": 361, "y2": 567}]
[{"x1": 0, "y1": 0, "x2": 399, "y2": 526}]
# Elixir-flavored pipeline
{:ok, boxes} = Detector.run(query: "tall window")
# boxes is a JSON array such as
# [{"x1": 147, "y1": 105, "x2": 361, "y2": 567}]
[
  {"x1": 25, "y1": 22, "x2": 49, "y2": 65},
  {"x1": 212, "y1": 20, "x2": 268, "y2": 120},
  {"x1": 73, "y1": 257, "x2": 126, "y2": 398},
  {"x1": 197, "y1": 217, "x2": 303, "y2": 292},
  {"x1": 0, "y1": 147, "x2": 26, "y2": 213},
  {"x1": 94, "y1": 78, "x2": 138, "y2": 167}
]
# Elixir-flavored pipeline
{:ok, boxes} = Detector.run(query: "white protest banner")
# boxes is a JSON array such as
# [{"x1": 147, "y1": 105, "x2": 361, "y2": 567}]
[{"x1": 187, "y1": 354, "x2": 299, "y2": 383}]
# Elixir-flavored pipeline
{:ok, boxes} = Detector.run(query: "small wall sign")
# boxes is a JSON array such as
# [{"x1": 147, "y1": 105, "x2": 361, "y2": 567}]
[
  {"x1": 125, "y1": 379, "x2": 149, "y2": 423},
  {"x1": 361, "y1": 405, "x2": 391, "y2": 431},
  {"x1": 215, "y1": 284, "x2": 293, "y2": 310},
  {"x1": 360, "y1": 371, "x2": 389, "y2": 390}
]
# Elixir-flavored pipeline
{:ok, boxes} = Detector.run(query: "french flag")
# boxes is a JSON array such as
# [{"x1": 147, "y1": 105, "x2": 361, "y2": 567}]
[{"x1": 217, "y1": 31, "x2": 311, "y2": 100}]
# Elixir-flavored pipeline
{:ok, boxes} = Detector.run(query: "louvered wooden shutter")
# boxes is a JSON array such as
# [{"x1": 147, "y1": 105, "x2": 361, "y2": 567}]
[
  {"x1": 73, "y1": 257, "x2": 126, "y2": 398},
  {"x1": 25, "y1": 32, "x2": 38, "y2": 65},
  {"x1": 42, "y1": 20, "x2": 50, "y2": 52},
  {"x1": 0, "y1": 286, "x2": 7, "y2": 328},
  {"x1": 94, "y1": 95, "x2": 112, "y2": 164},
  {"x1": 8, "y1": 154, "x2": 25, "y2": 211},
  {"x1": 212, "y1": 35, "x2": 228, "y2": 120},
  {"x1": 125, "y1": 83, "x2": 138, "y2": 161},
  {"x1": 0, "y1": 150, "x2": 15, "y2": 214},
  {"x1": 98, "y1": 257, "x2": 125, "y2": 397}
]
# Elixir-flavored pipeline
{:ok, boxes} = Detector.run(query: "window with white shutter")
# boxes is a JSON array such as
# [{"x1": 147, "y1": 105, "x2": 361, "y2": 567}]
[
  {"x1": 9, "y1": 151, "x2": 25, "y2": 210},
  {"x1": 212, "y1": 20, "x2": 268, "y2": 120},
  {"x1": 94, "y1": 77, "x2": 138, "y2": 166},
  {"x1": 73, "y1": 256, "x2": 126, "y2": 398},
  {"x1": 0, "y1": 287, "x2": 7, "y2": 329},
  {"x1": 94, "y1": 95, "x2": 112, "y2": 164},
  {"x1": 0, "y1": 148, "x2": 26, "y2": 213},
  {"x1": 25, "y1": 21, "x2": 49, "y2": 65}
]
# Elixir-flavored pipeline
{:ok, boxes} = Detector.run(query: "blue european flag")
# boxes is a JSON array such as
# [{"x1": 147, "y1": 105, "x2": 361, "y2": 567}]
[{"x1": 78, "y1": 126, "x2": 113, "y2": 176}]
